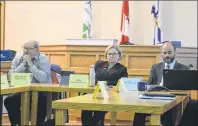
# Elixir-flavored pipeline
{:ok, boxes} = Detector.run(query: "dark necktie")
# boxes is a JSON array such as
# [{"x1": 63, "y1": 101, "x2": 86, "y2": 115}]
[{"x1": 166, "y1": 65, "x2": 170, "y2": 69}]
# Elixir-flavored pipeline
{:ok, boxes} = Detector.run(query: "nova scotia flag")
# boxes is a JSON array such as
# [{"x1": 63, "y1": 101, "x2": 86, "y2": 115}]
[{"x1": 151, "y1": 0, "x2": 162, "y2": 45}]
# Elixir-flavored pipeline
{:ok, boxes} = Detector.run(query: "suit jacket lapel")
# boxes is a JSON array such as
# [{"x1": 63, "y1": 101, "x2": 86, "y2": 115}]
[
  {"x1": 173, "y1": 61, "x2": 179, "y2": 69},
  {"x1": 157, "y1": 62, "x2": 165, "y2": 85}
]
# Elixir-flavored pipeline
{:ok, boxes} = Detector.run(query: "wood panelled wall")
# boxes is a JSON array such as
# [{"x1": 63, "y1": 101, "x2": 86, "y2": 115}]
[
  {"x1": 40, "y1": 44, "x2": 161, "y2": 81},
  {"x1": 0, "y1": 61, "x2": 11, "y2": 73}
]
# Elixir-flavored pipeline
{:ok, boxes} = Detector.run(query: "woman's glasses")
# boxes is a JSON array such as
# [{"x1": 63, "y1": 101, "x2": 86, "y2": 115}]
[{"x1": 107, "y1": 53, "x2": 118, "y2": 56}]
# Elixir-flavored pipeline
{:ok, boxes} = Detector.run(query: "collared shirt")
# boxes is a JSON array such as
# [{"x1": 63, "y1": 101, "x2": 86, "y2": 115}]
[
  {"x1": 8, "y1": 52, "x2": 52, "y2": 84},
  {"x1": 164, "y1": 60, "x2": 176, "y2": 70},
  {"x1": 159, "y1": 60, "x2": 176, "y2": 86}
]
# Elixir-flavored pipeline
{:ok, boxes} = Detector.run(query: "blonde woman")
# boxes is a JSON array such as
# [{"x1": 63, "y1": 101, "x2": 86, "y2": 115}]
[
  {"x1": 81, "y1": 44, "x2": 128, "y2": 126},
  {"x1": 40, "y1": 44, "x2": 128, "y2": 126}
]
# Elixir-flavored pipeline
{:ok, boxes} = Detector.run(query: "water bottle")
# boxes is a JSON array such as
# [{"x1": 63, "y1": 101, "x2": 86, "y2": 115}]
[{"x1": 89, "y1": 65, "x2": 95, "y2": 87}]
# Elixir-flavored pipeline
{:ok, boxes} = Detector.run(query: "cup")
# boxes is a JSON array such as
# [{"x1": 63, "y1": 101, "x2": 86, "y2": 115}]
[{"x1": 137, "y1": 81, "x2": 148, "y2": 91}]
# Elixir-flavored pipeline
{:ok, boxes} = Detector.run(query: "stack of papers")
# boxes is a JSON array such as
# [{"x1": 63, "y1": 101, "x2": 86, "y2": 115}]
[
  {"x1": 138, "y1": 94, "x2": 176, "y2": 100},
  {"x1": 138, "y1": 92, "x2": 176, "y2": 100}
]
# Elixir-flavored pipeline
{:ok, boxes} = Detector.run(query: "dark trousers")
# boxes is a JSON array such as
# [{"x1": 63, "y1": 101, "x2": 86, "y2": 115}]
[
  {"x1": 81, "y1": 110, "x2": 107, "y2": 126},
  {"x1": 179, "y1": 100, "x2": 198, "y2": 126},
  {"x1": 4, "y1": 92, "x2": 47, "y2": 126},
  {"x1": 40, "y1": 119, "x2": 55, "y2": 126},
  {"x1": 133, "y1": 105, "x2": 178, "y2": 126}
]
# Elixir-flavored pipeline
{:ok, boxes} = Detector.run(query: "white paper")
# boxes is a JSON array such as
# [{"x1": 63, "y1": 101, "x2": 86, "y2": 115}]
[{"x1": 138, "y1": 94, "x2": 175, "y2": 100}]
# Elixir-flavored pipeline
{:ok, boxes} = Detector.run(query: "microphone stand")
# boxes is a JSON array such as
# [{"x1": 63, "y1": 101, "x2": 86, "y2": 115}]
[{"x1": 25, "y1": 61, "x2": 29, "y2": 73}]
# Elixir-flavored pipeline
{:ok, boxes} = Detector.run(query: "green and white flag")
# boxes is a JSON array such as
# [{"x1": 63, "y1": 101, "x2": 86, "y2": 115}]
[{"x1": 82, "y1": 0, "x2": 93, "y2": 39}]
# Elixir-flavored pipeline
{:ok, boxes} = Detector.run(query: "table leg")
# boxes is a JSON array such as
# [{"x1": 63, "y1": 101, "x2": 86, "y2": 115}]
[
  {"x1": 176, "y1": 96, "x2": 190, "y2": 125},
  {"x1": 0, "y1": 95, "x2": 3, "y2": 126},
  {"x1": 55, "y1": 109, "x2": 65, "y2": 125},
  {"x1": 175, "y1": 102, "x2": 183, "y2": 125},
  {"x1": 110, "y1": 112, "x2": 117, "y2": 125},
  {"x1": 182, "y1": 96, "x2": 190, "y2": 112},
  {"x1": 31, "y1": 91, "x2": 38, "y2": 125},
  {"x1": 46, "y1": 92, "x2": 52, "y2": 120},
  {"x1": 21, "y1": 92, "x2": 30, "y2": 125},
  {"x1": 150, "y1": 114, "x2": 161, "y2": 126}
]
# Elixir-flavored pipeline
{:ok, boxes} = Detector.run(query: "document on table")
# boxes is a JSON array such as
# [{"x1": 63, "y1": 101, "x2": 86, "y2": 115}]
[{"x1": 138, "y1": 94, "x2": 176, "y2": 100}]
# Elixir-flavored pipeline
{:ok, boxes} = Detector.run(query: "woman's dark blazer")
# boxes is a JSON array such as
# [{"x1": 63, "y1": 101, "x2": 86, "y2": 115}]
[{"x1": 94, "y1": 60, "x2": 128, "y2": 86}]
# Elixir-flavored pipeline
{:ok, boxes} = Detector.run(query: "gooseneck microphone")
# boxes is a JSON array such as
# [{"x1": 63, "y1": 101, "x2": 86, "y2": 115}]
[
  {"x1": 25, "y1": 61, "x2": 29, "y2": 73},
  {"x1": 23, "y1": 53, "x2": 29, "y2": 73}
]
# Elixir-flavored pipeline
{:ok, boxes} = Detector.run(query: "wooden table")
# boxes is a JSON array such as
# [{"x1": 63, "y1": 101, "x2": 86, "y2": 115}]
[
  {"x1": 30, "y1": 84, "x2": 95, "y2": 125},
  {"x1": 0, "y1": 86, "x2": 30, "y2": 126},
  {"x1": 0, "y1": 84, "x2": 190, "y2": 126},
  {"x1": 52, "y1": 91, "x2": 190, "y2": 126},
  {"x1": 0, "y1": 84, "x2": 95, "y2": 126}
]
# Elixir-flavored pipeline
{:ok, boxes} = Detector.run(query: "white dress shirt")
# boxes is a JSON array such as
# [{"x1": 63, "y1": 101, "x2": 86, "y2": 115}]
[{"x1": 159, "y1": 60, "x2": 176, "y2": 86}]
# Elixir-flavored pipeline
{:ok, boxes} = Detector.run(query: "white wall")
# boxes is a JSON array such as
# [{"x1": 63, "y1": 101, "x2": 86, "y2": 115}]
[
  {"x1": 159, "y1": 1, "x2": 197, "y2": 47},
  {"x1": 172, "y1": 1, "x2": 197, "y2": 47},
  {"x1": 4, "y1": 1, "x2": 197, "y2": 51}
]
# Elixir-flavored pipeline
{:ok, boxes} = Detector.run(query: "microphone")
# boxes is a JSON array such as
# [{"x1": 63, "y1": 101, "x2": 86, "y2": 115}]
[
  {"x1": 23, "y1": 53, "x2": 29, "y2": 72},
  {"x1": 25, "y1": 61, "x2": 29, "y2": 73}
]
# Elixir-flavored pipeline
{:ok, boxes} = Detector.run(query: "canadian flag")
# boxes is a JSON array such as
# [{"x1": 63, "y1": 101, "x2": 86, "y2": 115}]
[{"x1": 120, "y1": 0, "x2": 130, "y2": 44}]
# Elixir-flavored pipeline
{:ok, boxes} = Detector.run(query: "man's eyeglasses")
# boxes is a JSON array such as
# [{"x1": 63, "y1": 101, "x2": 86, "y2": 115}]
[
  {"x1": 107, "y1": 53, "x2": 118, "y2": 56},
  {"x1": 22, "y1": 46, "x2": 35, "y2": 51}
]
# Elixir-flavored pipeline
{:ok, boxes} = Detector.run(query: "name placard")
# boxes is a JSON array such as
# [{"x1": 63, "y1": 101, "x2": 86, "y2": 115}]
[
  {"x1": 120, "y1": 77, "x2": 142, "y2": 91},
  {"x1": 69, "y1": 74, "x2": 89, "y2": 88},
  {"x1": 113, "y1": 77, "x2": 143, "y2": 92},
  {"x1": 1, "y1": 74, "x2": 9, "y2": 89},
  {"x1": 93, "y1": 81, "x2": 109, "y2": 99},
  {"x1": 11, "y1": 73, "x2": 31, "y2": 86}
]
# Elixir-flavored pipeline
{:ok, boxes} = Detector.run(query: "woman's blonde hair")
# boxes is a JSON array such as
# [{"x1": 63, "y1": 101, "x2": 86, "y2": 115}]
[{"x1": 104, "y1": 44, "x2": 123, "y2": 61}]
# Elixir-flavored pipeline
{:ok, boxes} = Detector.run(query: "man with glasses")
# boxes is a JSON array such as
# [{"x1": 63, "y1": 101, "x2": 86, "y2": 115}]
[{"x1": 4, "y1": 40, "x2": 52, "y2": 126}]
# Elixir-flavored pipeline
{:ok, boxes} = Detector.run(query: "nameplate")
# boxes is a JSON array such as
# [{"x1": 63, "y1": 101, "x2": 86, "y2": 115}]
[
  {"x1": 69, "y1": 74, "x2": 89, "y2": 88},
  {"x1": 11, "y1": 73, "x2": 31, "y2": 86},
  {"x1": 119, "y1": 78, "x2": 129, "y2": 92},
  {"x1": 112, "y1": 79, "x2": 128, "y2": 93},
  {"x1": 120, "y1": 77, "x2": 142, "y2": 91},
  {"x1": 93, "y1": 81, "x2": 109, "y2": 99},
  {"x1": 113, "y1": 77, "x2": 143, "y2": 92},
  {"x1": 1, "y1": 74, "x2": 9, "y2": 89}
]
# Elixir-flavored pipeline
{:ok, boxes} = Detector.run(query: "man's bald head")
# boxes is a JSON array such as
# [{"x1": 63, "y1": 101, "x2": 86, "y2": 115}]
[
  {"x1": 161, "y1": 41, "x2": 176, "y2": 64},
  {"x1": 161, "y1": 41, "x2": 176, "y2": 51}
]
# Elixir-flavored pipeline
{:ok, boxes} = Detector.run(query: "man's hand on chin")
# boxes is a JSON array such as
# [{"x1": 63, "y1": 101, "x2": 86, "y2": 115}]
[{"x1": 23, "y1": 55, "x2": 33, "y2": 67}]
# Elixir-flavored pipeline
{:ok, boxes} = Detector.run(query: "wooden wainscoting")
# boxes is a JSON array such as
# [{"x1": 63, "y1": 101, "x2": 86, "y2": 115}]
[
  {"x1": 40, "y1": 44, "x2": 161, "y2": 81},
  {"x1": 0, "y1": 61, "x2": 12, "y2": 73}
]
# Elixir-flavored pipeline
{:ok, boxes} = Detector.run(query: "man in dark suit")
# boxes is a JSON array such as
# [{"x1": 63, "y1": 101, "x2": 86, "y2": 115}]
[{"x1": 133, "y1": 41, "x2": 195, "y2": 126}]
